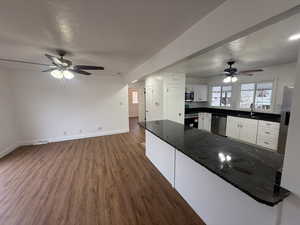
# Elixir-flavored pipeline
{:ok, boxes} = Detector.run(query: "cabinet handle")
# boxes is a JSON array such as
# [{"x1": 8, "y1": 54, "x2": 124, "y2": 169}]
[
  {"x1": 264, "y1": 141, "x2": 270, "y2": 145},
  {"x1": 265, "y1": 131, "x2": 270, "y2": 134}
]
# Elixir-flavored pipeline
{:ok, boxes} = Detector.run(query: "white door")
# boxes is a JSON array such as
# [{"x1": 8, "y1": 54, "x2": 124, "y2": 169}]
[
  {"x1": 165, "y1": 86, "x2": 184, "y2": 124},
  {"x1": 145, "y1": 84, "x2": 163, "y2": 121},
  {"x1": 145, "y1": 85, "x2": 153, "y2": 121},
  {"x1": 164, "y1": 74, "x2": 185, "y2": 124},
  {"x1": 226, "y1": 116, "x2": 240, "y2": 139},
  {"x1": 239, "y1": 118, "x2": 258, "y2": 144}
]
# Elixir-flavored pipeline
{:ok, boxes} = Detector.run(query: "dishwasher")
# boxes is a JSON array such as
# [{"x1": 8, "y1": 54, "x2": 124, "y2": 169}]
[{"x1": 211, "y1": 114, "x2": 227, "y2": 136}]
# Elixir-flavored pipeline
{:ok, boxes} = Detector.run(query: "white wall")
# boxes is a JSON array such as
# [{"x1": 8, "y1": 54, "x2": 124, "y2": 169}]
[
  {"x1": 280, "y1": 48, "x2": 300, "y2": 225},
  {"x1": 194, "y1": 63, "x2": 297, "y2": 113},
  {"x1": 125, "y1": 0, "x2": 300, "y2": 82},
  {"x1": 0, "y1": 70, "x2": 18, "y2": 157},
  {"x1": 10, "y1": 70, "x2": 129, "y2": 144},
  {"x1": 145, "y1": 73, "x2": 185, "y2": 123}
]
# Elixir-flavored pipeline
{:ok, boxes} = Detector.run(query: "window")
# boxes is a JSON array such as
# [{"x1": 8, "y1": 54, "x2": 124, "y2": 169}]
[
  {"x1": 211, "y1": 86, "x2": 232, "y2": 107},
  {"x1": 239, "y1": 82, "x2": 273, "y2": 110},
  {"x1": 132, "y1": 91, "x2": 138, "y2": 104}
]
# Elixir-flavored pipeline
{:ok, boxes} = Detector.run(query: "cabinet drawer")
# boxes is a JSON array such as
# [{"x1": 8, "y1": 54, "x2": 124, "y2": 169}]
[
  {"x1": 258, "y1": 121, "x2": 279, "y2": 130},
  {"x1": 257, "y1": 137, "x2": 278, "y2": 151},
  {"x1": 257, "y1": 128, "x2": 279, "y2": 138}
]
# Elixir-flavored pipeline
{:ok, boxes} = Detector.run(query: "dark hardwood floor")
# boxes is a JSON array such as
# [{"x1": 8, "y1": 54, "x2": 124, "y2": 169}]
[{"x1": 0, "y1": 118, "x2": 205, "y2": 225}]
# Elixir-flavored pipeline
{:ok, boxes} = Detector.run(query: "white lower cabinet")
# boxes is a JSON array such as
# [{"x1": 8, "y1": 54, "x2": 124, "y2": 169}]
[
  {"x1": 226, "y1": 116, "x2": 240, "y2": 139},
  {"x1": 257, "y1": 121, "x2": 280, "y2": 151},
  {"x1": 226, "y1": 116, "x2": 280, "y2": 150},
  {"x1": 198, "y1": 113, "x2": 211, "y2": 132},
  {"x1": 146, "y1": 130, "x2": 280, "y2": 225},
  {"x1": 226, "y1": 116, "x2": 258, "y2": 144},
  {"x1": 145, "y1": 131, "x2": 175, "y2": 187},
  {"x1": 174, "y1": 150, "x2": 280, "y2": 225}
]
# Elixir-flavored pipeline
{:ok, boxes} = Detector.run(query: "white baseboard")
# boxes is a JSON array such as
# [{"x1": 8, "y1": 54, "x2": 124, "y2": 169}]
[
  {"x1": 19, "y1": 129, "x2": 130, "y2": 146},
  {"x1": 0, "y1": 143, "x2": 21, "y2": 159}
]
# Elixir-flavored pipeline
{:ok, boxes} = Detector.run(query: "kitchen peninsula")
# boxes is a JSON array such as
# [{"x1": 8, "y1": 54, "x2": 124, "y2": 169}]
[{"x1": 140, "y1": 120, "x2": 290, "y2": 225}]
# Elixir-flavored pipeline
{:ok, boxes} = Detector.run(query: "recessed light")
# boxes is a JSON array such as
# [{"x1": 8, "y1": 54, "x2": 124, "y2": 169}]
[
  {"x1": 288, "y1": 33, "x2": 300, "y2": 41},
  {"x1": 131, "y1": 80, "x2": 138, "y2": 83}
]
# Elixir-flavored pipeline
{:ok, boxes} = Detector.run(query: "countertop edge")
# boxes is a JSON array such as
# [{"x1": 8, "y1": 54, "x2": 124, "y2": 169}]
[{"x1": 139, "y1": 122, "x2": 290, "y2": 207}]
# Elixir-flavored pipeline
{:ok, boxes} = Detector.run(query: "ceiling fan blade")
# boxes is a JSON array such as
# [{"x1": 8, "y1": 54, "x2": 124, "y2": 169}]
[
  {"x1": 45, "y1": 54, "x2": 64, "y2": 66},
  {"x1": 69, "y1": 69, "x2": 91, "y2": 75},
  {"x1": 74, "y1": 65, "x2": 104, "y2": 70},
  {"x1": 239, "y1": 69, "x2": 264, "y2": 74},
  {"x1": 0, "y1": 58, "x2": 50, "y2": 66},
  {"x1": 42, "y1": 68, "x2": 57, "y2": 72}
]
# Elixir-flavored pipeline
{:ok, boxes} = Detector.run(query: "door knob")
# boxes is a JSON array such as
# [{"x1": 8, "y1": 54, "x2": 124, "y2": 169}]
[{"x1": 179, "y1": 113, "x2": 182, "y2": 116}]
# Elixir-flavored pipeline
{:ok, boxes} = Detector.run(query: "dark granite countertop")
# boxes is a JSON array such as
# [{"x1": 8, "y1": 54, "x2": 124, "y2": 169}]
[
  {"x1": 140, "y1": 120, "x2": 290, "y2": 206},
  {"x1": 185, "y1": 107, "x2": 281, "y2": 122}
]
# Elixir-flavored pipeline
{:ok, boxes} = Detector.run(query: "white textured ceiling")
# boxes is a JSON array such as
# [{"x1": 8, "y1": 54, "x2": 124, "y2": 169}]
[
  {"x1": 162, "y1": 12, "x2": 300, "y2": 77},
  {"x1": 0, "y1": 0, "x2": 225, "y2": 75}
]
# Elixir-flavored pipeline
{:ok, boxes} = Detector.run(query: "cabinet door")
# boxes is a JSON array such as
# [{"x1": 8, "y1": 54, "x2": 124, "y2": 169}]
[
  {"x1": 239, "y1": 118, "x2": 258, "y2": 144},
  {"x1": 203, "y1": 113, "x2": 211, "y2": 132},
  {"x1": 198, "y1": 113, "x2": 204, "y2": 130},
  {"x1": 226, "y1": 116, "x2": 240, "y2": 139},
  {"x1": 199, "y1": 85, "x2": 208, "y2": 101},
  {"x1": 145, "y1": 131, "x2": 175, "y2": 186},
  {"x1": 192, "y1": 85, "x2": 208, "y2": 102}
]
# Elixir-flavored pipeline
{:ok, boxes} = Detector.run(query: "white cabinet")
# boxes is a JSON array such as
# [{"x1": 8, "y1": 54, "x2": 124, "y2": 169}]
[
  {"x1": 198, "y1": 113, "x2": 211, "y2": 132},
  {"x1": 226, "y1": 116, "x2": 240, "y2": 139},
  {"x1": 145, "y1": 131, "x2": 175, "y2": 186},
  {"x1": 226, "y1": 116, "x2": 280, "y2": 150},
  {"x1": 226, "y1": 116, "x2": 258, "y2": 144},
  {"x1": 239, "y1": 118, "x2": 259, "y2": 144},
  {"x1": 186, "y1": 84, "x2": 208, "y2": 102},
  {"x1": 257, "y1": 121, "x2": 280, "y2": 151},
  {"x1": 174, "y1": 149, "x2": 279, "y2": 225}
]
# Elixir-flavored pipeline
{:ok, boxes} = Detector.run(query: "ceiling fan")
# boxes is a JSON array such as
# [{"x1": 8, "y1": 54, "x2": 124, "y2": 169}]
[
  {"x1": 222, "y1": 61, "x2": 263, "y2": 83},
  {"x1": 0, "y1": 49, "x2": 104, "y2": 80}
]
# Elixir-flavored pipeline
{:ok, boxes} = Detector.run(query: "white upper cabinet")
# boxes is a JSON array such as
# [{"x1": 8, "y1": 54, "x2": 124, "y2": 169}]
[{"x1": 186, "y1": 84, "x2": 208, "y2": 102}]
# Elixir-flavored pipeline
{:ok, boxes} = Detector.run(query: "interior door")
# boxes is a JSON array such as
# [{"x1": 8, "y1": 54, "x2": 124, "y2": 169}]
[
  {"x1": 145, "y1": 85, "x2": 153, "y2": 121},
  {"x1": 165, "y1": 86, "x2": 184, "y2": 124}
]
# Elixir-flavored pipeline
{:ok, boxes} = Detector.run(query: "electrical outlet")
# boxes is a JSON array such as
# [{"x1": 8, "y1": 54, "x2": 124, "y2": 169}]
[
  {"x1": 64, "y1": 131, "x2": 67, "y2": 135},
  {"x1": 79, "y1": 129, "x2": 82, "y2": 133},
  {"x1": 98, "y1": 126, "x2": 102, "y2": 131}
]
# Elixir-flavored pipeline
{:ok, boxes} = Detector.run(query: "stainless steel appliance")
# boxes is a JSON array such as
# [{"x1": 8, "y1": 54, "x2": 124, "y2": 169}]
[
  {"x1": 185, "y1": 92, "x2": 194, "y2": 102},
  {"x1": 278, "y1": 86, "x2": 294, "y2": 154},
  {"x1": 211, "y1": 114, "x2": 227, "y2": 136}
]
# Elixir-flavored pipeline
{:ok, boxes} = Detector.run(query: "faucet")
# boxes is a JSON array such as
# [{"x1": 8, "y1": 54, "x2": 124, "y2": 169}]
[{"x1": 250, "y1": 103, "x2": 255, "y2": 117}]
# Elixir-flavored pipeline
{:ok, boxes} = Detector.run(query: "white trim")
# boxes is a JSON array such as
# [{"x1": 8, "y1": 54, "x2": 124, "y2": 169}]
[
  {"x1": 19, "y1": 129, "x2": 130, "y2": 146},
  {"x1": 0, "y1": 129, "x2": 130, "y2": 158},
  {"x1": 0, "y1": 143, "x2": 21, "y2": 159}
]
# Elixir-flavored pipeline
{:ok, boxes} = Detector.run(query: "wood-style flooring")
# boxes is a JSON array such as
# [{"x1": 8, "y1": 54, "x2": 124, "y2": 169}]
[{"x1": 0, "y1": 118, "x2": 205, "y2": 225}]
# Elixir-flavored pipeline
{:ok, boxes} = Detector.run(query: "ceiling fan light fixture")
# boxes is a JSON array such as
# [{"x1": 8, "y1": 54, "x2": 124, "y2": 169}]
[
  {"x1": 51, "y1": 69, "x2": 63, "y2": 79},
  {"x1": 223, "y1": 76, "x2": 232, "y2": 83},
  {"x1": 63, "y1": 70, "x2": 74, "y2": 79},
  {"x1": 231, "y1": 76, "x2": 238, "y2": 82},
  {"x1": 288, "y1": 33, "x2": 300, "y2": 41}
]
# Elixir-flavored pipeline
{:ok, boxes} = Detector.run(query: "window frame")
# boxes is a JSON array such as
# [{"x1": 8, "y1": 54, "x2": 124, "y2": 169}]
[
  {"x1": 210, "y1": 85, "x2": 232, "y2": 108},
  {"x1": 239, "y1": 81, "x2": 273, "y2": 111},
  {"x1": 132, "y1": 91, "x2": 139, "y2": 104}
]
